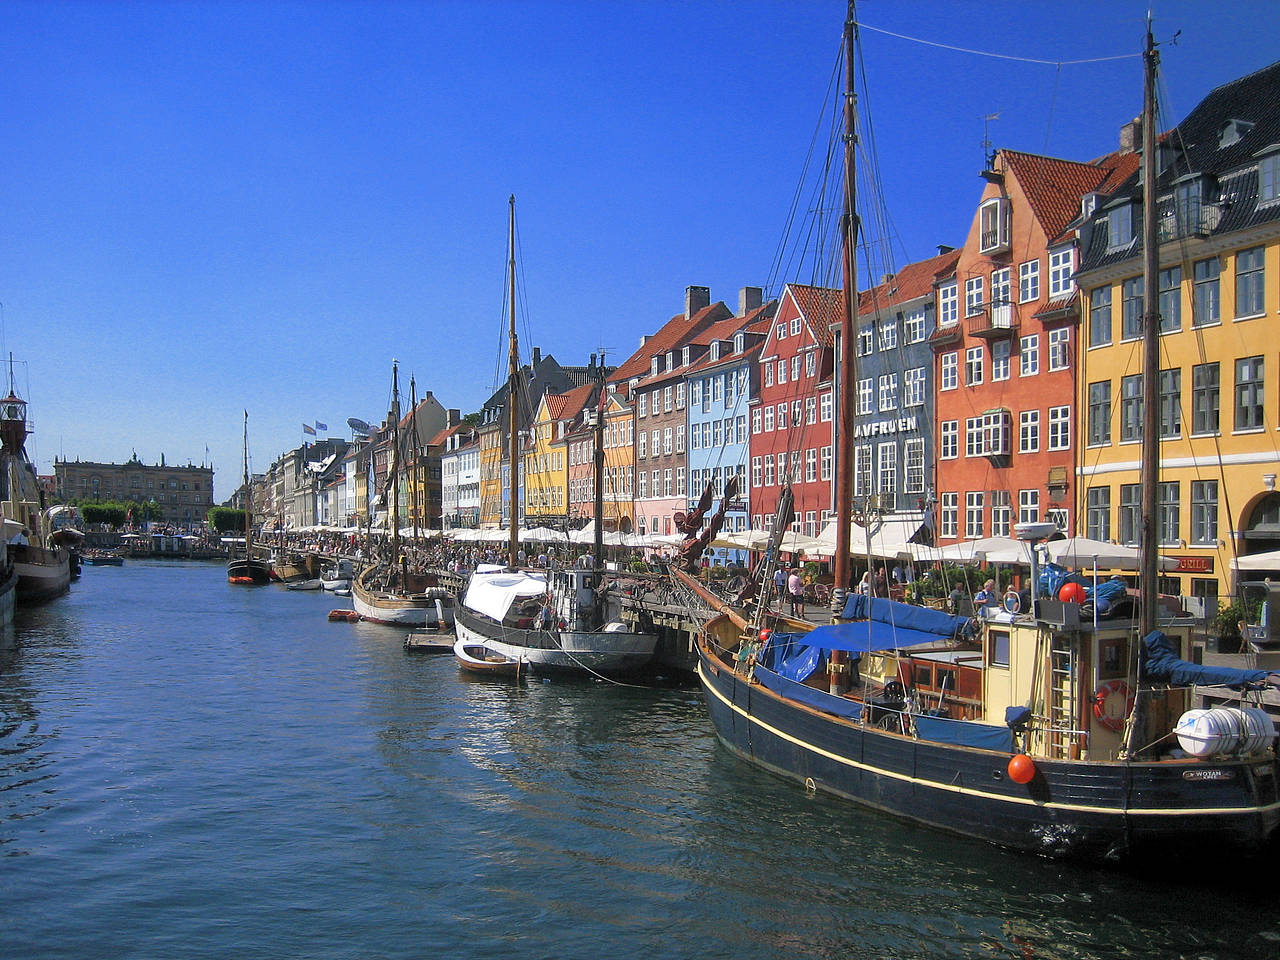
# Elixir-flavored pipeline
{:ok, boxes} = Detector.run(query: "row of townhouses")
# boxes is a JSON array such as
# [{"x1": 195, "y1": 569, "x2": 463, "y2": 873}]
[{"x1": 249, "y1": 61, "x2": 1280, "y2": 604}]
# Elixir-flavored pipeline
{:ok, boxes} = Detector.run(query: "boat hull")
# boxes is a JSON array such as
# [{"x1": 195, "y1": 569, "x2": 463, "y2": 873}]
[
  {"x1": 696, "y1": 637, "x2": 1280, "y2": 862},
  {"x1": 13, "y1": 546, "x2": 72, "y2": 604},
  {"x1": 227, "y1": 557, "x2": 272, "y2": 585},
  {"x1": 455, "y1": 603, "x2": 655, "y2": 675},
  {"x1": 352, "y1": 571, "x2": 454, "y2": 628},
  {"x1": 453, "y1": 638, "x2": 525, "y2": 678}
]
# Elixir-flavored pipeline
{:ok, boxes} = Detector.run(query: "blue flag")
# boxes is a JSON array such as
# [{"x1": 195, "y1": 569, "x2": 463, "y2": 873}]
[{"x1": 314, "y1": 421, "x2": 327, "y2": 432}]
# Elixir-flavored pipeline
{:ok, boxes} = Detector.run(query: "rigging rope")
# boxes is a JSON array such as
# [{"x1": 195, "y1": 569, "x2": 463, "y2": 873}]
[{"x1": 853, "y1": 20, "x2": 1141, "y2": 67}]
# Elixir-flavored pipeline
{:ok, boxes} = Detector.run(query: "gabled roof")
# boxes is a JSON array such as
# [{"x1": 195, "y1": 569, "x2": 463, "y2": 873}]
[
  {"x1": 426, "y1": 422, "x2": 470, "y2": 448},
  {"x1": 682, "y1": 301, "x2": 777, "y2": 375},
  {"x1": 1002, "y1": 149, "x2": 1128, "y2": 242},
  {"x1": 543, "y1": 382, "x2": 596, "y2": 423},
  {"x1": 784, "y1": 284, "x2": 844, "y2": 347},
  {"x1": 857, "y1": 248, "x2": 961, "y2": 317},
  {"x1": 608, "y1": 301, "x2": 731, "y2": 387}
]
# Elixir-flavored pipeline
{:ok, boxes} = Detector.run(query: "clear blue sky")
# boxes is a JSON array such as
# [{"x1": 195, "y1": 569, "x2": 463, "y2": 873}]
[{"x1": 4, "y1": 0, "x2": 1274, "y2": 502}]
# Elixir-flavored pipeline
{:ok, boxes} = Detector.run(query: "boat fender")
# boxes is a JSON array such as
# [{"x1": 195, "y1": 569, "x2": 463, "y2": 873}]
[
  {"x1": 1007, "y1": 753, "x2": 1036, "y2": 784},
  {"x1": 1092, "y1": 680, "x2": 1134, "y2": 732}
]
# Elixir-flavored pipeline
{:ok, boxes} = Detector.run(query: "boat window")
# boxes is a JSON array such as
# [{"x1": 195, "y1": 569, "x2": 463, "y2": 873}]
[{"x1": 988, "y1": 629, "x2": 1010, "y2": 668}]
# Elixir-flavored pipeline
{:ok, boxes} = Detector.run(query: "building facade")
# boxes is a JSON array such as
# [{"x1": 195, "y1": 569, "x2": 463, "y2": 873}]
[{"x1": 54, "y1": 454, "x2": 215, "y2": 525}]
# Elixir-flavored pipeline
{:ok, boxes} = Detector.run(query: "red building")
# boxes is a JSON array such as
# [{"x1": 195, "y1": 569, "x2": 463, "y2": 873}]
[
  {"x1": 930, "y1": 148, "x2": 1136, "y2": 544},
  {"x1": 750, "y1": 283, "x2": 841, "y2": 536}
]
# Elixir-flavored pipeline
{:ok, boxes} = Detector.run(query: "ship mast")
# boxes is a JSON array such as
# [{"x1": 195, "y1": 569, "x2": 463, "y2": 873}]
[
  {"x1": 507, "y1": 195, "x2": 521, "y2": 570},
  {"x1": 833, "y1": 0, "x2": 859, "y2": 600},
  {"x1": 389, "y1": 360, "x2": 402, "y2": 581},
  {"x1": 594, "y1": 357, "x2": 606, "y2": 567}
]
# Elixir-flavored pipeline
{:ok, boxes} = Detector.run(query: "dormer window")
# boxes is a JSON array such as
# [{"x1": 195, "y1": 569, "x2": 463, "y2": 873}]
[
  {"x1": 734, "y1": 332, "x2": 745, "y2": 353},
  {"x1": 665, "y1": 351, "x2": 675, "y2": 372},
  {"x1": 979, "y1": 197, "x2": 1010, "y2": 254},
  {"x1": 1106, "y1": 203, "x2": 1134, "y2": 251},
  {"x1": 1258, "y1": 147, "x2": 1280, "y2": 206},
  {"x1": 682, "y1": 345, "x2": 691, "y2": 366},
  {"x1": 1219, "y1": 118, "x2": 1254, "y2": 148},
  {"x1": 1080, "y1": 193, "x2": 1101, "y2": 220},
  {"x1": 650, "y1": 357, "x2": 659, "y2": 377},
  {"x1": 709, "y1": 341, "x2": 721, "y2": 361}
]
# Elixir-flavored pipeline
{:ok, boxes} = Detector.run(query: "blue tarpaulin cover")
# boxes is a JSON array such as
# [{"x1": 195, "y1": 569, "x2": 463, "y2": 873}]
[
  {"x1": 1140, "y1": 630, "x2": 1271, "y2": 689},
  {"x1": 753, "y1": 661, "x2": 865, "y2": 720},
  {"x1": 835, "y1": 595, "x2": 972, "y2": 649},
  {"x1": 913, "y1": 714, "x2": 1013, "y2": 752}
]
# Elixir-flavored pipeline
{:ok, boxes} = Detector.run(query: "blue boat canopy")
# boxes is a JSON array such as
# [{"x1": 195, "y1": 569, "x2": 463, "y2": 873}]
[{"x1": 1141, "y1": 630, "x2": 1274, "y2": 689}]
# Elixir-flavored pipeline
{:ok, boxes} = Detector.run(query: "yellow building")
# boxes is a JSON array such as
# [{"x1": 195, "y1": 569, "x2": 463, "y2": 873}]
[
  {"x1": 1075, "y1": 62, "x2": 1280, "y2": 607},
  {"x1": 523, "y1": 384, "x2": 595, "y2": 527},
  {"x1": 477, "y1": 420, "x2": 504, "y2": 528}
]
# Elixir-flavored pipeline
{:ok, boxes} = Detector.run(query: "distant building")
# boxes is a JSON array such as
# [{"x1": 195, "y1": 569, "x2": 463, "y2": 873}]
[{"x1": 53, "y1": 454, "x2": 215, "y2": 524}]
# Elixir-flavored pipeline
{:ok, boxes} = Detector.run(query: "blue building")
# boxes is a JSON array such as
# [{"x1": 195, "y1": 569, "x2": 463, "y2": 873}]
[{"x1": 684, "y1": 290, "x2": 774, "y2": 566}]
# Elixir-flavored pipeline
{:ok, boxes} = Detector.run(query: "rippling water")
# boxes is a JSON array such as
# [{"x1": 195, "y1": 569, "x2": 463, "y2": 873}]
[{"x1": 3, "y1": 561, "x2": 1279, "y2": 959}]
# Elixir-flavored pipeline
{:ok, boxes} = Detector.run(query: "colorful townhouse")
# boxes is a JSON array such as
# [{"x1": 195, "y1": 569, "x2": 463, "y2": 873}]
[
  {"x1": 930, "y1": 147, "x2": 1135, "y2": 545},
  {"x1": 849, "y1": 248, "x2": 961, "y2": 551},
  {"x1": 523, "y1": 382, "x2": 597, "y2": 529},
  {"x1": 597, "y1": 387, "x2": 636, "y2": 533},
  {"x1": 613, "y1": 287, "x2": 731, "y2": 538},
  {"x1": 683, "y1": 290, "x2": 775, "y2": 564},
  {"x1": 1075, "y1": 61, "x2": 1280, "y2": 606},
  {"x1": 750, "y1": 284, "x2": 841, "y2": 536},
  {"x1": 440, "y1": 426, "x2": 479, "y2": 530}
]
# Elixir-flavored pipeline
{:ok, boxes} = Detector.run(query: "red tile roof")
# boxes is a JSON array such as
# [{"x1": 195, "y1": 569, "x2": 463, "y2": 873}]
[
  {"x1": 785, "y1": 284, "x2": 845, "y2": 347},
  {"x1": 608, "y1": 302, "x2": 731, "y2": 386},
  {"x1": 544, "y1": 382, "x2": 596, "y2": 423},
  {"x1": 857, "y1": 248, "x2": 961, "y2": 316},
  {"x1": 1002, "y1": 150, "x2": 1130, "y2": 242}
]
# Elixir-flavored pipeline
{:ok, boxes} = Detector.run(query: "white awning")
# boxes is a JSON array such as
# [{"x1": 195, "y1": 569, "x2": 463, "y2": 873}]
[{"x1": 462, "y1": 570, "x2": 548, "y2": 622}]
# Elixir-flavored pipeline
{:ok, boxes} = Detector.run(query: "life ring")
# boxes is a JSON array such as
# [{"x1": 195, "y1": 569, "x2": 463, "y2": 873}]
[{"x1": 1092, "y1": 680, "x2": 1134, "y2": 732}]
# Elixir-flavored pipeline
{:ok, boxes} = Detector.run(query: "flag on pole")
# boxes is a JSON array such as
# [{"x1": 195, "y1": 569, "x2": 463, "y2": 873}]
[
  {"x1": 314, "y1": 421, "x2": 327, "y2": 432},
  {"x1": 302, "y1": 423, "x2": 316, "y2": 436}
]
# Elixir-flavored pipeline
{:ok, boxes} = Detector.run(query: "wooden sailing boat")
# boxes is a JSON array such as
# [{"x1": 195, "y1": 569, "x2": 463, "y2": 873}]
[
  {"x1": 452, "y1": 196, "x2": 657, "y2": 675},
  {"x1": 681, "y1": 8, "x2": 1280, "y2": 864},
  {"x1": 351, "y1": 361, "x2": 453, "y2": 627},
  {"x1": 227, "y1": 411, "x2": 271, "y2": 585}
]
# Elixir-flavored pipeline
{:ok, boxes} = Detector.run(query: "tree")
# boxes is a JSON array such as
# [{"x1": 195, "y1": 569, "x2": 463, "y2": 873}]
[{"x1": 207, "y1": 507, "x2": 247, "y2": 534}]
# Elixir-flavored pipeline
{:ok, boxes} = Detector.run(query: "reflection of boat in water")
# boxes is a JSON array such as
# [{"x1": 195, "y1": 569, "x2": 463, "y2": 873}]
[
  {"x1": 683, "y1": 11, "x2": 1280, "y2": 865},
  {"x1": 453, "y1": 637, "x2": 525, "y2": 679},
  {"x1": 227, "y1": 412, "x2": 271, "y2": 586},
  {"x1": 2, "y1": 363, "x2": 71, "y2": 606}
]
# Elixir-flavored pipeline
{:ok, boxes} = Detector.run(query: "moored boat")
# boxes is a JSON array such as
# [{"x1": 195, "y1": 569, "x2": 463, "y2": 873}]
[
  {"x1": 453, "y1": 636, "x2": 525, "y2": 679},
  {"x1": 227, "y1": 412, "x2": 271, "y2": 586}
]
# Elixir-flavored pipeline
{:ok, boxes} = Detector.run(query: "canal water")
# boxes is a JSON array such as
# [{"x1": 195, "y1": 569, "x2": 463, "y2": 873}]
[{"x1": 3, "y1": 560, "x2": 1279, "y2": 959}]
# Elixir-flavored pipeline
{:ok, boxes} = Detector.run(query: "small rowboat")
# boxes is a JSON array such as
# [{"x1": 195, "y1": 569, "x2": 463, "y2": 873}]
[
  {"x1": 286, "y1": 579, "x2": 323, "y2": 591},
  {"x1": 453, "y1": 638, "x2": 525, "y2": 679}
]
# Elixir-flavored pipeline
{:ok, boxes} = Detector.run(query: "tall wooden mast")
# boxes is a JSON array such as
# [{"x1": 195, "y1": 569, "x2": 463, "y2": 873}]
[
  {"x1": 1138, "y1": 20, "x2": 1160, "y2": 639},
  {"x1": 594, "y1": 359, "x2": 606, "y2": 566},
  {"x1": 507, "y1": 195, "x2": 521, "y2": 569},
  {"x1": 832, "y1": 0, "x2": 859, "y2": 597}
]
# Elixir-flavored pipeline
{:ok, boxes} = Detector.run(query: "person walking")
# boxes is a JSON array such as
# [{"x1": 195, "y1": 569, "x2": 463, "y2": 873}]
[{"x1": 773, "y1": 566, "x2": 788, "y2": 609}]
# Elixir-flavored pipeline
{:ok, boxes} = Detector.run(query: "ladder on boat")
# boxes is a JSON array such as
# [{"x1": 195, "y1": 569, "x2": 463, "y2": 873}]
[{"x1": 1046, "y1": 631, "x2": 1077, "y2": 759}]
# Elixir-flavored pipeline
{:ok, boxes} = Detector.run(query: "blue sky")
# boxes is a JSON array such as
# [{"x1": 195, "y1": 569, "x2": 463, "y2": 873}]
[{"x1": 4, "y1": 0, "x2": 1275, "y2": 501}]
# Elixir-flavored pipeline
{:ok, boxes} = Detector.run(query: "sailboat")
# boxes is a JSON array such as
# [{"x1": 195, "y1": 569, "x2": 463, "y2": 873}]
[
  {"x1": 452, "y1": 196, "x2": 658, "y2": 675},
  {"x1": 351, "y1": 361, "x2": 454, "y2": 627},
  {"x1": 227, "y1": 411, "x2": 271, "y2": 585},
  {"x1": 1, "y1": 359, "x2": 70, "y2": 606},
  {"x1": 679, "y1": 9, "x2": 1280, "y2": 864}
]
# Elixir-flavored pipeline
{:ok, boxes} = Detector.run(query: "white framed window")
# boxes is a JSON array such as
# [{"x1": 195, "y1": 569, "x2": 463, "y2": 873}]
[
  {"x1": 965, "y1": 276, "x2": 985, "y2": 315},
  {"x1": 1019, "y1": 410, "x2": 1040, "y2": 453},
  {"x1": 764, "y1": 364, "x2": 773, "y2": 387},
  {"x1": 857, "y1": 326, "x2": 873, "y2": 356},
  {"x1": 776, "y1": 402, "x2": 788, "y2": 431},
  {"x1": 854, "y1": 445, "x2": 872, "y2": 497},
  {"x1": 904, "y1": 309, "x2": 925, "y2": 343},
  {"x1": 805, "y1": 448, "x2": 817, "y2": 482},
  {"x1": 877, "y1": 442, "x2": 897, "y2": 507},
  {"x1": 904, "y1": 367, "x2": 925, "y2": 407},
  {"x1": 791, "y1": 355, "x2": 801, "y2": 382},
  {"x1": 979, "y1": 197, "x2": 1009, "y2": 253},
  {"x1": 965, "y1": 416, "x2": 983, "y2": 457},
  {"x1": 992, "y1": 340, "x2": 1010, "y2": 381},
  {"x1": 820, "y1": 391, "x2": 833, "y2": 422},
  {"x1": 1048, "y1": 245, "x2": 1074, "y2": 297},
  {"x1": 752, "y1": 408, "x2": 762, "y2": 433},
  {"x1": 878, "y1": 373, "x2": 898, "y2": 411},
  {"x1": 940, "y1": 492, "x2": 958, "y2": 539},
  {"x1": 751, "y1": 456, "x2": 762, "y2": 487},
  {"x1": 805, "y1": 351, "x2": 816, "y2": 377},
  {"x1": 991, "y1": 491, "x2": 1011, "y2": 537},
  {"x1": 966, "y1": 491, "x2": 985, "y2": 538},
  {"x1": 940, "y1": 420, "x2": 959, "y2": 459},
  {"x1": 776, "y1": 322, "x2": 787, "y2": 340},
  {"x1": 764, "y1": 457, "x2": 774, "y2": 486},
  {"x1": 791, "y1": 317, "x2": 802, "y2": 336},
  {"x1": 776, "y1": 359, "x2": 786, "y2": 385},
  {"x1": 965, "y1": 345, "x2": 984, "y2": 386},
  {"x1": 858, "y1": 378, "x2": 873, "y2": 415},
  {"x1": 1019, "y1": 259, "x2": 1040, "y2": 302},
  {"x1": 905, "y1": 438, "x2": 924, "y2": 493},
  {"x1": 1019, "y1": 489, "x2": 1040, "y2": 524},
  {"x1": 820, "y1": 445, "x2": 833, "y2": 482},
  {"x1": 938, "y1": 283, "x2": 958, "y2": 326},
  {"x1": 637, "y1": 393, "x2": 647, "y2": 417},
  {"x1": 941, "y1": 351, "x2": 958, "y2": 391},
  {"x1": 1048, "y1": 405, "x2": 1070, "y2": 450},
  {"x1": 805, "y1": 397, "x2": 816, "y2": 424},
  {"x1": 763, "y1": 406, "x2": 774, "y2": 431},
  {"x1": 690, "y1": 380, "x2": 701, "y2": 405},
  {"x1": 982, "y1": 409, "x2": 1010, "y2": 456},
  {"x1": 878, "y1": 316, "x2": 898, "y2": 351},
  {"x1": 1048, "y1": 327, "x2": 1069, "y2": 371},
  {"x1": 675, "y1": 382, "x2": 685, "y2": 409},
  {"x1": 1020, "y1": 335, "x2": 1039, "y2": 377}
]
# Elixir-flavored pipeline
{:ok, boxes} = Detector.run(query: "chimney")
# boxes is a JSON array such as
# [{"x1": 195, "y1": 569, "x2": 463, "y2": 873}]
[
  {"x1": 1119, "y1": 117, "x2": 1142, "y2": 155},
  {"x1": 685, "y1": 285, "x2": 710, "y2": 320},
  {"x1": 738, "y1": 286, "x2": 763, "y2": 317},
  {"x1": 589, "y1": 353, "x2": 597, "y2": 369},
  {"x1": 532, "y1": 346, "x2": 542, "y2": 366},
  {"x1": 880, "y1": 273, "x2": 896, "y2": 285},
  {"x1": 639, "y1": 334, "x2": 649, "y2": 347},
  {"x1": 448, "y1": 408, "x2": 460, "y2": 426}
]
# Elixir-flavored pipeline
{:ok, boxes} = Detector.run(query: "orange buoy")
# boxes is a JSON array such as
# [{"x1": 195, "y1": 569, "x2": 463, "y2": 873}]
[
  {"x1": 1007, "y1": 753, "x2": 1037, "y2": 784},
  {"x1": 759, "y1": 628, "x2": 772, "y2": 642},
  {"x1": 1058, "y1": 581, "x2": 1086, "y2": 603}
]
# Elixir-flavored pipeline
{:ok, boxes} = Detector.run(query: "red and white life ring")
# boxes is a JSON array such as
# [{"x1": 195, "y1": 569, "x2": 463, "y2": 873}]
[{"x1": 1092, "y1": 680, "x2": 1135, "y2": 732}]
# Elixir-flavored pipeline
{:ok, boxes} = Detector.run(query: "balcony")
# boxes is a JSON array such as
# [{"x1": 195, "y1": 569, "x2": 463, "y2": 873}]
[{"x1": 968, "y1": 302, "x2": 1018, "y2": 340}]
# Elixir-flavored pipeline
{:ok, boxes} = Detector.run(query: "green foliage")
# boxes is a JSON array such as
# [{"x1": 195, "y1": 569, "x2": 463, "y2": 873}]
[
  {"x1": 1210, "y1": 596, "x2": 1263, "y2": 654},
  {"x1": 802, "y1": 561, "x2": 823, "y2": 584},
  {"x1": 208, "y1": 507, "x2": 247, "y2": 534},
  {"x1": 79, "y1": 501, "x2": 129, "y2": 527}
]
